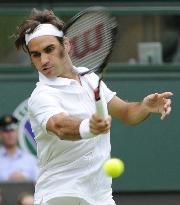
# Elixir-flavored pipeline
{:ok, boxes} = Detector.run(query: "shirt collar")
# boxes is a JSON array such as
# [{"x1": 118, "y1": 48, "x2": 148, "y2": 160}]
[
  {"x1": 38, "y1": 66, "x2": 89, "y2": 86},
  {"x1": 0, "y1": 146, "x2": 22, "y2": 158},
  {"x1": 38, "y1": 72, "x2": 72, "y2": 86}
]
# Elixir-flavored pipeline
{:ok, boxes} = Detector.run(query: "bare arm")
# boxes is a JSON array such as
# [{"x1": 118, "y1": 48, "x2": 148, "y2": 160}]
[
  {"x1": 46, "y1": 112, "x2": 81, "y2": 141},
  {"x1": 46, "y1": 112, "x2": 111, "y2": 140},
  {"x1": 108, "y1": 96, "x2": 150, "y2": 125},
  {"x1": 108, "y1": 92, "x2": 173, "y2": 125}
]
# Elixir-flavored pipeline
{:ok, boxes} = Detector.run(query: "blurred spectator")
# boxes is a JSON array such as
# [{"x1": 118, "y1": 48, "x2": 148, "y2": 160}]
[
  {"x1": 162, "y1": 15, "x2": 180, "y2": 63},
  {"x1": 162, "y1": 31, "x2": 179, "y2": 63},
  {"x1": 17, "y1": 192, "x2": 34, "y2": 205},
  {"x1": 0, "y1": 115, "x2": 37, "y2": 182}
]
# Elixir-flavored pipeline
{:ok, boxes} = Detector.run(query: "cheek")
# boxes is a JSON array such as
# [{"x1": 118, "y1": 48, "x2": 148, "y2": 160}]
[
  {"x1": 31, "y1": 59, "x2": 41, "y2": 70},
  {"x1": 52, "y1": 49, "x2": 65, "y2": 66},
  {"x1": 56, "y1": 45, "x2": 65, "y2": 59},
  {"x1": 3, "y1": 135, "x2": 16, "y2": 142},
  {"x1": 59, "y1": 49, "x2": 65, "y2": 58}
]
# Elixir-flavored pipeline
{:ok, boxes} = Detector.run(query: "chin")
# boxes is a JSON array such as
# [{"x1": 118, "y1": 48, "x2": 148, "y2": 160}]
[{"x1": 44, "y1": 71, "x2": 56, "y2": 78}]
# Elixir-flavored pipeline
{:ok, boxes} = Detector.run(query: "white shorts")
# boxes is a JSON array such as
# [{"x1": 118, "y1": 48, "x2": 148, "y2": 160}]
[
  {"x1": 40, "y1": 197, "x2": 90, "y2": 205},
  {"x1": 39, "y1": 196, "x2": 116, "y2": 205}
]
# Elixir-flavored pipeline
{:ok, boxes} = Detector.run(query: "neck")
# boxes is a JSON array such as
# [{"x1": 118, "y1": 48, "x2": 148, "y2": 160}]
[
  {"x1": 59, "y1": 68, "x2": 79, "y2": 80},
  {"x1": 57, "y1": 55, "x2": 80, "y2": 82},
  {"x1": 59, "y1": 70, "x2": 81, "y2": 85},
  {"x1": 5, "y1": 146, "x2": 17, "y2": 156}
]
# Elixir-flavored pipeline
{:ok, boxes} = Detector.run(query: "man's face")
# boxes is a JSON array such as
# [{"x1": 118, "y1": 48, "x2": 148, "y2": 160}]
[
  {"x1": 0, "y1": 129, "x2": 18, "y2": 148},
  {"x1": 28, "y1": 35, "x2": 70, "y2": 78}
]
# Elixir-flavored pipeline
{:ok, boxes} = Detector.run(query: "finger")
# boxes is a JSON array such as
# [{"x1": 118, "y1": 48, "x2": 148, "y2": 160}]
[
  {"x1": 161, "y1": 106, "x2": 171, "y2": 120},
  {"x1": 165, "y1": 106, "x2": 171, "y2": 116},
  {"x1": 101, "y1": 128, "x2": 111, "y2": 134},
  {"x1": 90, "y1": 123, "x2": 111, "y2": 134},
  {"x1": 148, "y1": 93, "x2": 159, "y2": 101},
  {"x1": 95, "y1": 120, "x2": 110, "y2": 129},
  {"x1": 105, "y1": 115, "x2": 112, "y2": 125},
  {"x1": 99, "y1": 122, "x2": 111, "y2": 133},
  {"x1": 96, "y1": 124, "x2": 111, "y2": 134},
  {"x1": 93, "y1": 115, "x2": 111, "y2": 127},
  {"x1": 90, "y1": 118, "x2": 111, "y2": 132},
  {"x1": 91, "y1": 114, "x2": 103, "y2": 123},
  {"x1": 158, "y1": 92, "x2": 173, "y2": 99},
  {"x1": 164, "y1": 99, "x2": 171, "y2": 109},
  {"x1": 92, "y1": 114, "x2": 102, "y2": 121},
  {"x1": 90, "y1": 120, "x2": 107, "y2": 130},
  {"x1": 90, "y1": 127, "x2": 100, "y2": 135},
  {"x1": 161, "y1": 110, "x2": 166, "y2": 120}
]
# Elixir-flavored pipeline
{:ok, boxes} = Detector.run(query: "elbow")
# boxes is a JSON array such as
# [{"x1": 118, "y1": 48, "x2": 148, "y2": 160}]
[
  {"x1": 46, "y1": 113, "x2": 69, "y2": 139},
  {"x1": 47, "y1": 119, "x2": 65, "y2": 139},
  {"x1": 53, "y1": 122, "x2": 67, "y2": 139},
  {"x1": 46, "y1": 113, "x2": 81, "y2": 141}
]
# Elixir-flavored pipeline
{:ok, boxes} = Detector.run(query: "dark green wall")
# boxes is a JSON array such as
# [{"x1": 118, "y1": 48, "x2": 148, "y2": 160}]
[
  {"x1": 105, "y1": 67, "x2": 180, "y2": 191},
  {"x1": 0, "y1": 65, "x2": 179, "y2": 192},
  {"x1": 2, "y1": 0, "x2": 180, "y2": 3}
]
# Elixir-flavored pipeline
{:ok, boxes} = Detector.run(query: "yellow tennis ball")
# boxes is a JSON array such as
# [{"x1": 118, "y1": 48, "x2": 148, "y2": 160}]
[{"x1": 103, "y1": 158, "x2": 125, "y2": 178}]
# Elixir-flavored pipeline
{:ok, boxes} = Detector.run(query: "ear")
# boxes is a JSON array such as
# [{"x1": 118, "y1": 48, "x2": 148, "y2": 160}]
[{"x1": 63, "y1": 37, "x2": 71, "y2": 53}]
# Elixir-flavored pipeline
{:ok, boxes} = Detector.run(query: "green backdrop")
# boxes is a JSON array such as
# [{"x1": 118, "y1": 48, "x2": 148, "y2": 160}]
[{"x1": 105, "y1": 66, "x2": 180, "y2": 192}]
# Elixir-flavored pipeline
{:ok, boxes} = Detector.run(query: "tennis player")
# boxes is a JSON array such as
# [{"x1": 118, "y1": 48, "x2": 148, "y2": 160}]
[{"x1": 14, "y1": 9, "x2": 173, "y2": 205}]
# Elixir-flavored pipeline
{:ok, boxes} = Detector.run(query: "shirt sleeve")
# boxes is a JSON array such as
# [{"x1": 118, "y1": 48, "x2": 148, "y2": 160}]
[
  {"x1": 28, "y1": 90, "x2": 68, "y2": 133},
  {"x1": 85, "y1": 72, "x2": 116, "y2": 103},
  {"x1": 100, "y1": 80, "x2": 116, "y2": 103}
]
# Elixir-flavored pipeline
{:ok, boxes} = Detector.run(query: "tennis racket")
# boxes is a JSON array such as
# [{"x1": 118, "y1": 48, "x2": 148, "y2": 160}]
[{"x1": 63, "y1": 7, "x2": 118, "y2": 118}]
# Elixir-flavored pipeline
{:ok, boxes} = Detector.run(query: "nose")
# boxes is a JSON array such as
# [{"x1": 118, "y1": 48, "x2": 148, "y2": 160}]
[{"x1": 41, "y1": 53, "x2": 49, "y2": 66}]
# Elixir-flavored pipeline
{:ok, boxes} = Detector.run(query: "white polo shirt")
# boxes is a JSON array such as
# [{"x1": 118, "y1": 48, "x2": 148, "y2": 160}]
[{"x1": 28, "y1": 67, "x2": 116, "y2": 205}]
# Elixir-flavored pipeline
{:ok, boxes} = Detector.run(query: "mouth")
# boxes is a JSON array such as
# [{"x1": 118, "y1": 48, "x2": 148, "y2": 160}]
[
  {"x1": 41, "y1": 67, "x2": 54, "y2": 76},
  {"x1": 42, "y1": 67, "x2": 52, "y2": 71},
  {"x1": 42, "y1": 66, "x2": 55, "y2": 74}
]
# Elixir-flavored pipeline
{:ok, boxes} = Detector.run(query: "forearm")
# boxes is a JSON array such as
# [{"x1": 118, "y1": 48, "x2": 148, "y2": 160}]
[
  {"x1": 46, "y1": 112, "x2": 112, "y2": 140},
  {"x1": 108, "y1": 96, "x2": 151, "y2": 125},
  {"x1": 47, "y1": 113, "x2": 82, "y2": 141},
  {"x1": 122, "y1": 102, "x2": 151, "y2": 125}
]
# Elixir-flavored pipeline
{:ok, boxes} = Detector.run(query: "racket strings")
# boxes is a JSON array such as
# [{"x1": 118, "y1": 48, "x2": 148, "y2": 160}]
[
  {"x1": 71, "y1": 28, "x2": 112, "y2": 67},
  {"x1": 66, "y1": 11, "x2": 116, "y2": 70}
]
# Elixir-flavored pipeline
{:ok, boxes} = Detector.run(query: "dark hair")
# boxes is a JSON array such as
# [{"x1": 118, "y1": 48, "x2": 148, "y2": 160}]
[
  {"x1": 14, "y1": 8, "x2": 64, "y2": 52},
  {"x1": 16, "y1": 192, "x2": 33, "y2": 205}
]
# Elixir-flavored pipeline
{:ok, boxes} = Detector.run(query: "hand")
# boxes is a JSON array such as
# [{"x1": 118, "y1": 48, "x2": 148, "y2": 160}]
[
  {"x1": 143, "y1": 92, "x2": 173, "y2": 120},
  {"x1": 89, "y1": 114, "x2": 112, "y2": 135},
  {"x1": 9, "y1": 171, "x2": 27, "y2": 181}
]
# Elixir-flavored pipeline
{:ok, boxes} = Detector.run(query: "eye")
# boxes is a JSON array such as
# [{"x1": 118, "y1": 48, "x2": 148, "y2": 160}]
[
  {"x1": 31, "y1": 52, "x2": 40, "y2": 58},
  {"x1": 45, "y1": 46, "x2": 55, "y2": 53}
]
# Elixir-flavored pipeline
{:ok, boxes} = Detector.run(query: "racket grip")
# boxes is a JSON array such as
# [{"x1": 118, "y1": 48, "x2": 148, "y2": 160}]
[{"x1": 95, "y1": 99, "x2": 108, "y2": 118}]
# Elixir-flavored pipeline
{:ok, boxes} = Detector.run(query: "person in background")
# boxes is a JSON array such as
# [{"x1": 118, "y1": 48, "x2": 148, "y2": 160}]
[
  {"x1": 17, "y1": 192, "x2": 34, "y2": 205},
  {"x1": 0, "y1": 114, "x2": 37, "y2": 182}
]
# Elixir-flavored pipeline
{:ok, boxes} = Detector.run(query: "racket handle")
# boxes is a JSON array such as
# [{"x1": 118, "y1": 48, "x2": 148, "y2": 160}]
[{"x1": 96, "y1": 99, "x2": 108, "y2": 118}]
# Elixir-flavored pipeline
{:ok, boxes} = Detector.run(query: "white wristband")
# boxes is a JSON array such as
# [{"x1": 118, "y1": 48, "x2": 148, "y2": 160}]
[{"x1": 79, "y1": 119, "x2": 95, "y2": 139}]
